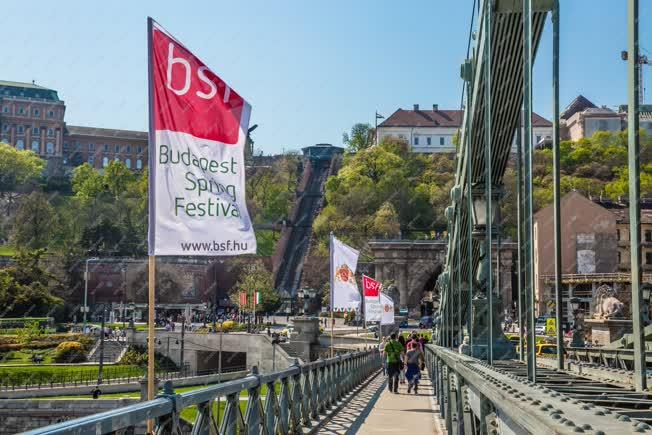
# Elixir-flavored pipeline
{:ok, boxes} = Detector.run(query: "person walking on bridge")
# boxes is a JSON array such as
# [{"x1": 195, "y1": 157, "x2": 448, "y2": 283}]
[
  {"x1": 385, "y1": 332, "x2": 404, "y2": 393},
  {"x1": 405, "y1": 340, "x2": 424, "y2": 394}
]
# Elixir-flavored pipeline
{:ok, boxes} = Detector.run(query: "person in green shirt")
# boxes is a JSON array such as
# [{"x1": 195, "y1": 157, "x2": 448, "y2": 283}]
[{"x1": 384, "y1": 332, "x2": 405, "y2": 393}]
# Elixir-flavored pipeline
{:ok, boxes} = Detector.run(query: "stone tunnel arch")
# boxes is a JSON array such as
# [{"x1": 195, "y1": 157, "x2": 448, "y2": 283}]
[{"x1": 368, "y1": 240, "x2": 447, "y2": 316}]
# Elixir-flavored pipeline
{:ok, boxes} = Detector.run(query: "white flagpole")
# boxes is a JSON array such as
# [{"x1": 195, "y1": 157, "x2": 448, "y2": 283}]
[{"x1": 330, "y1": 232, "x2": 334, "y2": 357}]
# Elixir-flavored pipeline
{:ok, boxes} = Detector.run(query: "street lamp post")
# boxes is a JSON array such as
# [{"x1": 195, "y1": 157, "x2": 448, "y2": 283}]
[
  {"x1": 97, "y1": 304, "x2": 107, "y2": 385},
  {"x1": 121, "y1": 264, "x2": 127, "y2": 329},
  {"x1": 83, "y1": 257, "x2": 98, "y2": 332},
  {"x1": 570, "y1": 297, "x2": 585, "y2": 348}
]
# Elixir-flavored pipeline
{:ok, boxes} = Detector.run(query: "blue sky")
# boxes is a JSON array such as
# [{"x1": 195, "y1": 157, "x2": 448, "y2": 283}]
[{"x1": 2, "y1": 1, "x2": 650, "y2": 154}]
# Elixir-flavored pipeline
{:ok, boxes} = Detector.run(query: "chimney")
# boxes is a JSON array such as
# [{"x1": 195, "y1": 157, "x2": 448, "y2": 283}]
[
  {"x1": 413, "y1": 104, "x2": 419, "y2": 111},
  {"x1": 433, "y1": 104, "x2": 438, "y2": 111}
]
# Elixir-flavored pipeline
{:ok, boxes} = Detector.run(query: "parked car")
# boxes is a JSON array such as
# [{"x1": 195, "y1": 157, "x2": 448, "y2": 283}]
[
  {"x1": 399, "y1": 319, "x2": 409, "y2": 328},
  {"x1": 419, "y1": 316, "x2": 434, "y2": 329}
]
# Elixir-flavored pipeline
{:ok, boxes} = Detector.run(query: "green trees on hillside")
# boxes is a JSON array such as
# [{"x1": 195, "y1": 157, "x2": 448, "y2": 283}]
[{"x1": 313, "y1": 137, "x2": 455, "y2": 248}]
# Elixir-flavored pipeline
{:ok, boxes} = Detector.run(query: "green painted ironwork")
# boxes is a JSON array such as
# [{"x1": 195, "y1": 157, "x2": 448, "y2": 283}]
[
  {"x1": 627, "y1": 0, "x2": 646, "y2": 392},
  {"x1": 483, "y1": 0, "x2": 494, "y2": 366},
  {"x1": 552, "y1": 0, "x2": 564, "y2": 370},
  {"x1": 23, "y1": 350, "x2": 380, "y2": 435},
  {"x1": 523, "y1": 0, "x2": 537, "y2": 383}
]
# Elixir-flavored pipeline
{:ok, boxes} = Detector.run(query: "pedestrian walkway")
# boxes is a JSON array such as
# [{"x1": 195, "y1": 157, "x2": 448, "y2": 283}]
[{"x1": 316, "y1": 370, "x2": 446, "y2": 434}]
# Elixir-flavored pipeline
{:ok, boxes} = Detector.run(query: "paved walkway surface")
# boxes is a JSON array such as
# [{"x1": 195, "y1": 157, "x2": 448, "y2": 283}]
[{"x1": 316, "y1": 371, "x2": 446, "y2": 434}]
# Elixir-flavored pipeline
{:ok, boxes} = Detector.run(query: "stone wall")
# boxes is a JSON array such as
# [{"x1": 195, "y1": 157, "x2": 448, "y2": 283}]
[{"x1": 0, "y1": 399, "x2": 137, "y2": 434}]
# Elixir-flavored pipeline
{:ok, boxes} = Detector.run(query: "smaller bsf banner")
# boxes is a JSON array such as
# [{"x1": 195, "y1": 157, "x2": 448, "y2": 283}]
[
  {"x1": 380, "y1": 293, "x2": 395, "y2": 325},
  {"x1": 239, "y1": 292, "x2": 247, "y2": 307},
  {"x1": 330, "y1": 235, "x2": 361, "y2": 312},
  {"x1": 363, "y1": 275, "x2": 382, "y2": 322}
]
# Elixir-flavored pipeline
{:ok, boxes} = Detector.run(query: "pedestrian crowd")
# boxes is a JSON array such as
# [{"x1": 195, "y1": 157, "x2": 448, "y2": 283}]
[{"x1": 379, "y1": 332, "x2": 427, "y2": 394}]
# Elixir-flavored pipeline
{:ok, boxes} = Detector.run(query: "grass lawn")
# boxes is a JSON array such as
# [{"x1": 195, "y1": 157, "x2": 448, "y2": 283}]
[
  {"x1": 0, "y1": 245, "x2": 15, "y2": 256},
  {"x1": 0, "y1": 364, "x2": 144, "y2": 386},
  {"x1": 0, "y1": 349, "x2": 56, "y2": 365}
]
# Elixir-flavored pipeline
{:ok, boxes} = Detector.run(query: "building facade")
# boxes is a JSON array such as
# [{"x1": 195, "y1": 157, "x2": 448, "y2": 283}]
[
  {"x1": 377, "y1": 104, "x2": 552, "y2": 152},
  {"x1": 0, "y1": 80, "x2": 66, "y2": 158},
  {"x1": 560, "y1": 95, "x2": 652, "y2": 140},
  {"x1": 0, "y1": 80, "x2": 148, "y2": 171},
  {"x1": 533, "y1": 191, "x2": 618, "y2": 320}
]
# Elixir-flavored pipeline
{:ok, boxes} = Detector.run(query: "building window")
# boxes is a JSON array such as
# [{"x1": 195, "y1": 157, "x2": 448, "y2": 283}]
[
  {"x1": 75, "y1": 141, "x2": 81, "y2": 150},
  {"x1": 126, "y1": 145, "x2": 131, "y2": 153},
  {"x1": 46, "y1": 142, "x2": 54, "y2": 154},
  {"x1": 47, "y1": 110, "x2": 54, "y2": 118},
  {"x1": 137, "y1": 146, "x2": 142, "y2": 154},
  {"x1": 646, "y1": 231, "x2": 652, "y2": 242},
  {"x1": 136, "y1": 159, "x2": 142, "y2": 169},
  {"x1": 618, "y1": 251, "x2": 622, "y2": 263},
  {"x1": 63, "y1": 142, "x2": 69, "y2": 152},
  {"x1": 2, "y1": 106, "x2": 8, "y2": 113},
  {"x1": 32, "y1": 127, "x2": 39, "y2": 135},
  {"x1": 31, "y1": 140, "x2": 39, "y2": 152},
  {"x1": 88, "y1": 155, "x2": 95, "y2": 165},
  {"x1": 2, "y1": 125, "x2": 8, "y2": 133},
  {"x1": 17, "y1": 125, "x2": 24, "y2": 135},
  {"x1": 647, "y1": 252, "x2": 652, "y2": 265},
  {"x1": 414, "y1": 137, "x2": 419, "y2": 146},
  {"x1": 102, "y1": 156, "x2": 109, "y2": 167},
  {"x1": 114, "y1": 156, "x2": 120, "y2": 162},
  {"x1": 440, "y1": 137, "x2": 445, "y2": 146},
  {"x1": 47, "y1": 128, "x2": 54, "y2": 137},
  {"x1": 18, "y1": 107, "x2": 25, "y2": 115},
  {"x1": 32, "y1": 108, "x2": 40, "y2": 117},
  {"x1": 16, "y1": 139, "x2": 24, "y2": 150},
  {"x1": 115, "y1": 144, "x2": 120, "y2": 153},
  {"x1": 104, "y1": 144, "x2": 109, "y2": 152},
  {"x1": 617, "y1": 229, "x2": 621, "y2": 240},
  {"x1": 125, "y1": 158, "x2": 131, "y2": 169},
  {"x1": 426, "y1": 137, "x2": 432, "y2": 146},
  {"x1": 598, "y1": 119, "x2": 608, "y2": 130},
  {"x1": 88, "y1": 143, "x2": 95, "y2": 152},
  {"x1": 536, "y1": 135, "x2": 541, "y2": 143}
]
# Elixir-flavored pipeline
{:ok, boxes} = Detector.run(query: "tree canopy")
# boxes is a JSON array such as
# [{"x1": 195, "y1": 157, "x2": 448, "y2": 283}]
[{"x1": 313, "y1": 137, "x2": 456, "y2": 249}]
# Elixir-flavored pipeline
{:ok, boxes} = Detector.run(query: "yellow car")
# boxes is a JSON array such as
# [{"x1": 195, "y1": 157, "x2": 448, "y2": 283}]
[{"x1": 516, "y1": 343, "x2": 561, "y2": 358}]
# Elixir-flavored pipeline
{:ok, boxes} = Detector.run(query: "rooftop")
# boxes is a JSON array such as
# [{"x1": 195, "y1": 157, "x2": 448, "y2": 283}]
[
  {"x1": 378, "y1": 108, "x2": 552, "y2": 128},
  {"x1": 66, "y1": 125, "x2": 148, "y2": 141},
  {"x1": 0, "y1": 80, "x2": 61, "y2": 102},
  {"x1": 560, "y1": 95, "x2": 596, "y2": 120},
  {"x1": 591, "y1": 196, "x2": 652, "y2": 224}
]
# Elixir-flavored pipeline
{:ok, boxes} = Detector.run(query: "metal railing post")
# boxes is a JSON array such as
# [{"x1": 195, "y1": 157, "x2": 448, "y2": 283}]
[
  {"x1": 627, "y1": 0, "x2": 647, "y2": 392},
  {"x1": 523, "y1": 0, "x2": 537, "y2": 383},
  {"x1": 483, "y1": 0, "x2": 494, "y2": 366},
  {"x1": 551, "y1": 0, "x2": 564, "y2": 372}
]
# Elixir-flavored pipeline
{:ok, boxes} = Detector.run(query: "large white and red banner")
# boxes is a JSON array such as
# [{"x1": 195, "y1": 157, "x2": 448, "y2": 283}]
[
  {"x1": 363, "y1": 275, "x2": 382, "y2": 322},
  {"x1": 147, "y1": 18, "x2": 256, "y2": 256},
  {"x1": 330, "y1": 235, "x2": 360, "y2": 312}
]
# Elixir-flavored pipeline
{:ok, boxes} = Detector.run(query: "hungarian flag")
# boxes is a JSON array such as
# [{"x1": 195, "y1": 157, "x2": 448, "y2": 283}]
[
  {"x1": 147, "y1": 18, "x2": 256, "y2": 256},
  {"x1": 255, "y1": 291, "x2": 261, "y2": 304}
]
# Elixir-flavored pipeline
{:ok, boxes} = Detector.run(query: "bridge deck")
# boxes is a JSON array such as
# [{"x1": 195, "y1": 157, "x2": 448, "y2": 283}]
[{"x1": 320, "y1": 370, "x2": 446, "y2": 434}]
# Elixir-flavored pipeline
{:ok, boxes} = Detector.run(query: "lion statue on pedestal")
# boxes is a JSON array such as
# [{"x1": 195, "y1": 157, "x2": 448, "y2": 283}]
[{"x1": 592, "y1": 284, "x2": 625, "y2": 319}]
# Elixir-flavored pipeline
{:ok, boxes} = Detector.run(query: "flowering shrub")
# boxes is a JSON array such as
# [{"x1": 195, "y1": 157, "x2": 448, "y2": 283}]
[{"x1": 53, "y1": 341, "x2": 86, "y2": 363}]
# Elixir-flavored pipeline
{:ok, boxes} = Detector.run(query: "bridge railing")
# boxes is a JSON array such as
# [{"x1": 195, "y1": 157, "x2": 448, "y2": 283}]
[
  {"x1": 23, "y1": 349, "x2": 380, "y2": 434},
  {"x1": 425, "y1": 344, "x2": 642, "y2": 434}
]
